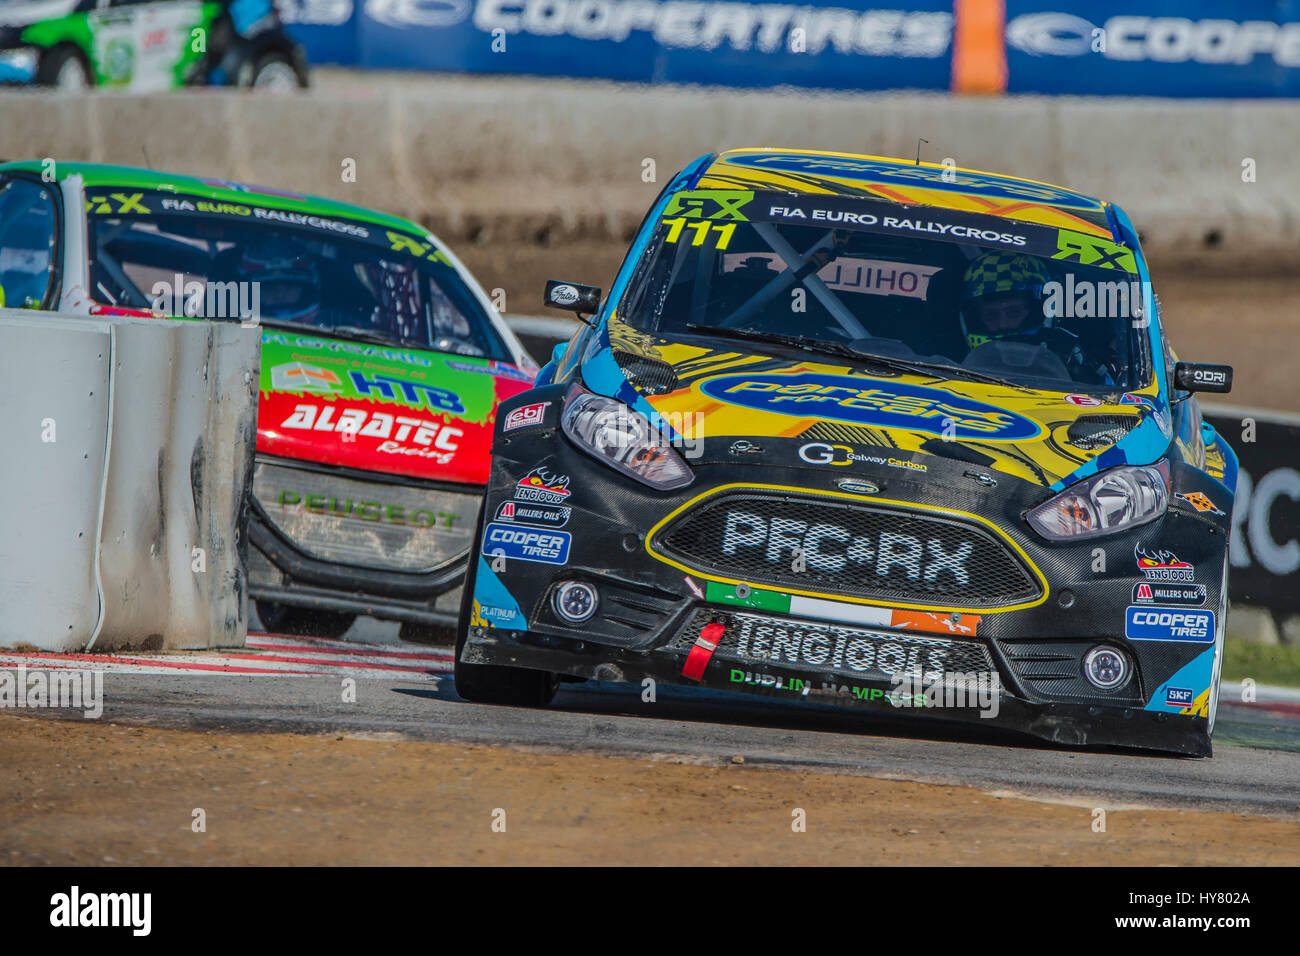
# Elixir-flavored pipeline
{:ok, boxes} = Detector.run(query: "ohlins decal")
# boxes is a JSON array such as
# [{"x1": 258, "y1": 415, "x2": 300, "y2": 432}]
[
  {"x1": 699, "y1": 373, "x2": 1041, "y2": 440},
  {"x1": 722, "y1": 511, "x2": 973, "y2": 584}
]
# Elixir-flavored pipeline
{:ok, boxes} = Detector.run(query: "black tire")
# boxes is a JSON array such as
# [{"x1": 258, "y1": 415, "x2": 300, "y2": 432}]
[
  {"x1": 452, "y1": 521, "x2": 559, "y2": 707},
  {"x1": 398, "y1": 620, "x2": 457, "y2": 646},
  {"x1": 249, "y1": 51, "x2": 304, "y2": 90},
  {"x1": 255, "y1": 600, "x2": 355, "y2": 639},
  {"x1": 36, "y1": 46, "x2": 92, "y2": 89}
]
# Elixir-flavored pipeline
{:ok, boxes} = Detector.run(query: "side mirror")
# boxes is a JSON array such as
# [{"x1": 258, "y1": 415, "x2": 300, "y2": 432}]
[
  {"x1": 544, "y1": 280, "x2": 601, "y2": 325},
  {"x1": 551, "y1": 341, "x2": 568, "y2": 365},
  {"x1": 1174, "y1": 362, "x2": 1233, "y2": 393}
]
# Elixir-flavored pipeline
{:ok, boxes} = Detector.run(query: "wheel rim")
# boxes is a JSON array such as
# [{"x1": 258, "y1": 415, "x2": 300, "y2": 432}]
[
  {"x1": 57, "y1": 58, "x2": 87, "y2": 90},
  {"x1": 253, "y1": 62, "x2": 298, "y2": 90}
]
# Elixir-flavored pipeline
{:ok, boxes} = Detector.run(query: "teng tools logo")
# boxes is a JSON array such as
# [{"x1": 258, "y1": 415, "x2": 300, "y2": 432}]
[
  {"x1": 515, "y1": 466, "x2": 571, "y2": 504},
  {"x1": 1135, "y1": 544, "x2": 1195, "y2": 583}
]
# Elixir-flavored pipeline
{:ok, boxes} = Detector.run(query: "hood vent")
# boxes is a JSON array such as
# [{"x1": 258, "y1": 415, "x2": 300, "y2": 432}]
[
  {"x1": 614, "y1": 350, "x2": 680, "y2": 395},
  {"x1": 1066, "y1": 415, "x2": 1134, "y2": 451}
]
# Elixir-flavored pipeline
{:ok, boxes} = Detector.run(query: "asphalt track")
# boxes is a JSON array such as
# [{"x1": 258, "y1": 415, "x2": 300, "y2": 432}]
[{"x1": 18, "y1": 638, "x2": 1300, "y2": 819}]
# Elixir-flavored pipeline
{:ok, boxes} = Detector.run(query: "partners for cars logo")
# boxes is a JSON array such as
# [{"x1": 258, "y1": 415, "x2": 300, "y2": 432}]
[{"x1": 698, "y1": 372, "x2": 1042, "y2": 441}]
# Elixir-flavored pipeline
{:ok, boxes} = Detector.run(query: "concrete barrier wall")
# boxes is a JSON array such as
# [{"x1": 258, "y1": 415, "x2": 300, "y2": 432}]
[
  {"x1": 1, "y1": 78, "x2": 1297, "y2": 269},
  {"x1": 0, "y1": 311, "x2": 260, "y2": 652}
]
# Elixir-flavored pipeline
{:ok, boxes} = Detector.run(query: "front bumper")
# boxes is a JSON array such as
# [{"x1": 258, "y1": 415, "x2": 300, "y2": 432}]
[
  {"x1": 463, "y1": 389, "x2": 1229, "y2": 756},
  {"x1": 247, "y1": 455, "x2": 480, "y2": 625}
]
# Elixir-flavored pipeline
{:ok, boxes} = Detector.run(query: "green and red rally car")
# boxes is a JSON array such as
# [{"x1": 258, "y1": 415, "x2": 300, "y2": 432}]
[
  {"x1": 0, "y1": 161, "x2": 536, "y2": 637},
  {"x1": 0, "y1": 0, "x2": 307, "y2": 90}
]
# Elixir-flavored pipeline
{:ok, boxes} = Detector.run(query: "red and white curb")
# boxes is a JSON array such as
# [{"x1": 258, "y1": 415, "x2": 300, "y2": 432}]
[
  {"x1": 1220, "y1": 681, "x2": 1300, "y2": 717},
  {"x1": 0, "y1": 632, "x2": 453, "y2": 681}
]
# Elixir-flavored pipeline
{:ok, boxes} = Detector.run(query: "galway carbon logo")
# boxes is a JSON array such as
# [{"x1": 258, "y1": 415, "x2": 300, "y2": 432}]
[
  {"x1": 699, "y1": 373, "x2": 1042, "y2": 441},
  {"x1": 728, "y1": 153, "x2": 1103, "y2": 210}
]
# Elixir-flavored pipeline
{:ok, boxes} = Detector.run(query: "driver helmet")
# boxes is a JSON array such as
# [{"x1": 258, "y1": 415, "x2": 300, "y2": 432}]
[
  {"x1": 960, "y1": 252, "x2": 1053, "y2": 350},
  {"x1": 231, "y1": 242, "x2": 321, "y2": 324}
]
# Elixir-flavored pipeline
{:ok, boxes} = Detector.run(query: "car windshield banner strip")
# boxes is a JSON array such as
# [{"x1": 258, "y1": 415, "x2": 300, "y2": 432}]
[
  {"x1": 687, "y1": 190, "x2": 1138, "y2": 274},
  {"x1": 84, "y1": 189, "x2": 443, "y2": 263}
]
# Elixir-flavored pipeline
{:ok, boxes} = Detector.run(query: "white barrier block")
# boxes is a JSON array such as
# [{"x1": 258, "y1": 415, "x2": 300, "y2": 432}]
[{"x1": 0, "y1": 310, "x2": 259, "y2": 651}]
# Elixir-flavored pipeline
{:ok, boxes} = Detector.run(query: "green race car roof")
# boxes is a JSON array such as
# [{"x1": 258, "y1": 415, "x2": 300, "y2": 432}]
[{"x1": 0, "y1": 161, "x2": 424, "y2": 235}]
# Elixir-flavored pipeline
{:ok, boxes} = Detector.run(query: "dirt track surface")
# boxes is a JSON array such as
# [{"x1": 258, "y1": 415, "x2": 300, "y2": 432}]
[
  {"x1": 457, "y1": 240, "x2": 1300, "y2": 414},
  {"x1": 2, "y1": 713, "x2": 1296, "y2": 866}
]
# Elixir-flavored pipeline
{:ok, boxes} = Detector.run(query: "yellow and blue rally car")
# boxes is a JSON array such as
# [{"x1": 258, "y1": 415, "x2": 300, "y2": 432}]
[{"x1": 455, "y1": 148, "x2": 1237, "y2": 756}]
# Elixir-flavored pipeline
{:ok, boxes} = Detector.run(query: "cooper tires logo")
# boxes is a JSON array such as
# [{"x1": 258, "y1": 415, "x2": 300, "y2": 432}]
[
  {"x1": 365, "y1": 0, "x2": 470, "y2": 27},
  {"x1": 1006, "y1": 13, "x2": 1095, "y2": 56}
]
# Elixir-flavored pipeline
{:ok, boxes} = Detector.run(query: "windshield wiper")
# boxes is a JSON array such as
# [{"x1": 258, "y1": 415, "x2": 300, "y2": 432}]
[
  {"x1": 684, "y1": 324, "x2": 873, "y2": 363},
  {"x1": 847, "y1": 353, "x2": 1035, "y2": 392},
  {"x1": 684, "y1": 324, "x2": 1032, "y2": 391}
]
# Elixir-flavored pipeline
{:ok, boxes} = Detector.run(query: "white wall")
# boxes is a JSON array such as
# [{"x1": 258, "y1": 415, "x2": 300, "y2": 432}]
[{"x1": 0, "y1": 311, "x2": 260, "y2": 651}]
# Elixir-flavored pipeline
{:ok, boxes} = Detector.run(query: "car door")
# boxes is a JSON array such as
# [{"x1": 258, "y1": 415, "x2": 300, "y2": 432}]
[
  {"x1": 86, "y1": 0, "x2": 204, "y2": 89},
  {"x1": 0, "y1": 174, "x2": 62, "y2": 310}
]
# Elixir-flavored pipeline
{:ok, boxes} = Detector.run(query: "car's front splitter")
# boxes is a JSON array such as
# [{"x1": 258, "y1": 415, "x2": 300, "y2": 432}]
[{"x1": 461, "y1": 623, "x2": 1212, "y2": 756}]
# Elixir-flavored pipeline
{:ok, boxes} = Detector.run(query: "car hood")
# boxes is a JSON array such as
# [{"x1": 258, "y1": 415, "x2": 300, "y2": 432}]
[
  {"x1": 583, "y1": 318, "x2": 1173, "y2": 491},
  {"x1": 256, "y1": 330, "x2": 533, "y2": 485}
]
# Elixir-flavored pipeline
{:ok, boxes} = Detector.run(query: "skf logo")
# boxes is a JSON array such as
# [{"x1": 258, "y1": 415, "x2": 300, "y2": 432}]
[
  {"x1": 502, "y1": 402, "x2": 549, "y2": 432},
  {"x1": 1166, "y1": 687, "x2": 1195, "y2": 707}
]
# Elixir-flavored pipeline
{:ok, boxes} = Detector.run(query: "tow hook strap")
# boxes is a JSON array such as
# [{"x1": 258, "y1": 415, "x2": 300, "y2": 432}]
[{"x1": 682, "y1": 622, "x2": 726, "y2": 681}]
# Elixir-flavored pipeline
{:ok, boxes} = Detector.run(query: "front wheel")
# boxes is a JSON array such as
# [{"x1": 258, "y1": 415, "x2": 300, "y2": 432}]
[
  {"x1": 37, "y1": 46, "x2": 92, "y2": 90},
  {"x1": 249, "y1": 52, "x2": 305, "y2": 90},
  {"x1": 1207, "y1": 560, "x2": 1230, "y2": 735},
  {"x1": 453, "y1": 549, "x2": 558, "y2": 707}
]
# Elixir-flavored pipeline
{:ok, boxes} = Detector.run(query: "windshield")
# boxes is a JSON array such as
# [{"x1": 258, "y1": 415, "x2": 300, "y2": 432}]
[
  {"x1": 88, "y1": 198, "x2": 511, "y2": 361},
  {"x1": 619, "y1": 191, "x2": 1152, "y2": 391}
]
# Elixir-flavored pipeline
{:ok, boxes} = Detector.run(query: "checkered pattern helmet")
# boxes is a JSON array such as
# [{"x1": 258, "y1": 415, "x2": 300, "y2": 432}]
[{"x1": 962, "y1": 252, "x2": 1052, "y2": 303}]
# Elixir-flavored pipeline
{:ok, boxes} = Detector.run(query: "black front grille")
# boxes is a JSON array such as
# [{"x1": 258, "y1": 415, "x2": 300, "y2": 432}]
[{"x1": 655, "y1": 491, "x2": 1040, "y2": 608}]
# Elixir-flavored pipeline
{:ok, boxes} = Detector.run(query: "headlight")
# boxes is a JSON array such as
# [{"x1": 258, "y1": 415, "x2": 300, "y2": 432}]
[
  {"x1": 561, "y1": 390, "x2": 693, "y2": 490},
  {"x1": 1026, "y1": 461, "x2": 1169, "y2": 540}
]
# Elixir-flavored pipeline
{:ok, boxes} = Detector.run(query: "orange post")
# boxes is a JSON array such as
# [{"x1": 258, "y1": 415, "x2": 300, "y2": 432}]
[{"x1": 952, "y1": 0, "x2": 1009, "y2": 94}]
